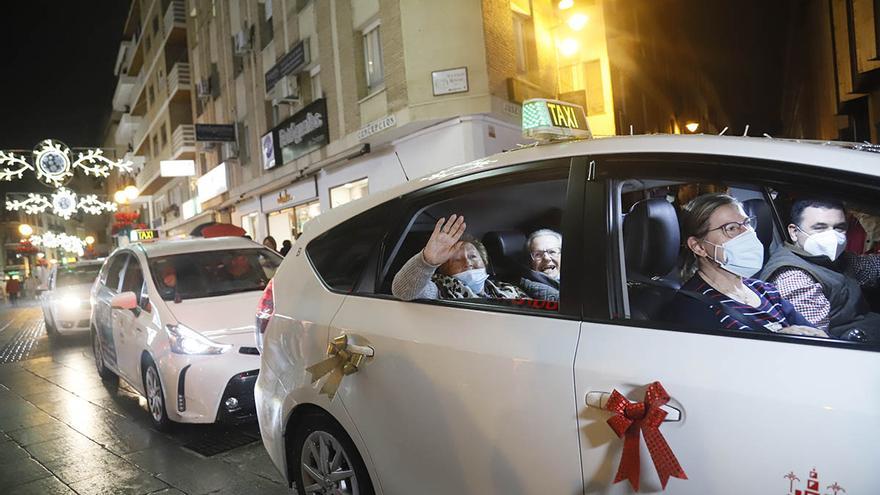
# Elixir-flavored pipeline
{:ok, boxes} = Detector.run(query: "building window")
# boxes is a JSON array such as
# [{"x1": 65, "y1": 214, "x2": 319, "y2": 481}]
[
  {"x1": 330, "y1": 178, "x2": 369, "y2": 208},
  {"x1": 294, "y1": 200, "x2": 321, "y2": 237},
  {"x1": 310, "y1": 66, "x2": 322, "y2": 100},
  {"x1": 152, "y1": 134, "x2": 160, "y2": 156},
  {"x1": 160, "y1": 122, "x2": 168, "y2": 148},
  {"x1": 145, "y1": 33, "x2": 151, "y2": 52},
  {"x1": 241, "y1": 212, "x2": 259, "y2": 239},
  {"x1": 511, "y1": 0, "x2": 537, "y2": 75},
  {"x1": 267, "y1": 200, "x2": 321, "y2": 244},
  {"x1": 259, "y1": 0, "x2": 274, "y2": 50},
  {"x1": 239, "y1": 122, "x2": 250, "y2": 164},
  {"x1": 362, "y1": 23, "x2": 384, "y2": 91},
  {"x1": 148, "y1": 84, "x2": 155, "y2": 108},
  {"x1": 152, "y1": 15, "x2": 160, "y2": 35}
]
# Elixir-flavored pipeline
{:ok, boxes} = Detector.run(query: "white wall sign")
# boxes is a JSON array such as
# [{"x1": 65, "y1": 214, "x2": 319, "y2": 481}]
[
  {"x1": 357, "y1": 115, "x2": 397, "y2": 140},
  {"x1": 432, "y1": 67, "x2": 469, "y2": 96},
  {"x1": 181, "y1": 197, "x2": 202, "y2": 219},
  {"x1": 197, "y1": 162, "x2": 228, "y2": 203},
  {"x1": 160, "y1": 159, "x2": 196, "y2": 177}
]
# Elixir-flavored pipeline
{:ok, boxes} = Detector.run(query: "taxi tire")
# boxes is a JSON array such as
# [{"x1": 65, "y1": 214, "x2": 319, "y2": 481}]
[
  {"x1": 290, "y1": 413, "x2": 374, "y2": 495},
  {"x1": 142, "y1": 360, "x2": 172, "y2": 432},
  {"x1": 91, "y1": 328, "x2": 119, "y2": 386}
]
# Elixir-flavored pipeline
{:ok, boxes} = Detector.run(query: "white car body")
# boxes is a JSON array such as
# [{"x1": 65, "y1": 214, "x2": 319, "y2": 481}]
[
  {"x1": 256, "y1": 135, "x2": 880, "y2": 494},
  {"x1": 41, "y1": 260, "x2": 104, "y2": 335},
  {"x1": 91, "y1": 236, "x2": 280, "y2": 424}
]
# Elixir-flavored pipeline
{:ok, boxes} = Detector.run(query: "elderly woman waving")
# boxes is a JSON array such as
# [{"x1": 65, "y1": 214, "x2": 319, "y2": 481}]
[{"x1": 392, "y1": 214, "x2": 527, "y2": 301}]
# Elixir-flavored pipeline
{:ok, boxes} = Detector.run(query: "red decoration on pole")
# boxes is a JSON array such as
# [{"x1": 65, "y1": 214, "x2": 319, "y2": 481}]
[{"x1": 605, "y1": 381, "x2": 687, "y2": 491}]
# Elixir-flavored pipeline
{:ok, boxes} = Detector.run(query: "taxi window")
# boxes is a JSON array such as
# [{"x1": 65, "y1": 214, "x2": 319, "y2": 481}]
[
  {"x1": 104, "y1": 255, "x2": 127, "y2": 292},
  {"x1": 121, "y1": 255, "x2": 144, "y2": 298},
  {"x1": 612, "y1": 172, "x2": 880, "y2": 347},
  {"x1": 381, "y1": 164, "x2": 569, "y2": 315},
  {"x1": 148, "y1": 248, "x2": 281, "y2": 301}
]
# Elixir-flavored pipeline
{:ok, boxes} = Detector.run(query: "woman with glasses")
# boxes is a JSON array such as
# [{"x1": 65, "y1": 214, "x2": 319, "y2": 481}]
[
  {"x1": 519, "y1": 229, "x2": 562, "y2": 301},
  {"x1": 663, "y1": 193, "x2": 828, "y2": 337}
]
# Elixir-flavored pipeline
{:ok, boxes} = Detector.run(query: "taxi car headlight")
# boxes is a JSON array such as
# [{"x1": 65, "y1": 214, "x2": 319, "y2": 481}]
[
  {"x1": 59, "y1": 294, "x2": 81, "y2": 310},
  {"x1": 165, "y1": 324, "x2": 231, "y2": 355}
]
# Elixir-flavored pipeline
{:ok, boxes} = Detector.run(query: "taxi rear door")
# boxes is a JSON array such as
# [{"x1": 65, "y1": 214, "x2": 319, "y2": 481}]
[{"x1": 572, "y1": 155, "x2": 880, "y2": 494}]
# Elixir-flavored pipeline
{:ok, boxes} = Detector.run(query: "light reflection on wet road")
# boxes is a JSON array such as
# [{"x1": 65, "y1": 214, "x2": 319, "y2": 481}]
[{"x1": 0, "y1": 302, "x2": 291, "y2": 495}]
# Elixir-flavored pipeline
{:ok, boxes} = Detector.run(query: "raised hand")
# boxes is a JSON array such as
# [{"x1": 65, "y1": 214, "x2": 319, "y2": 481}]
[{"x1": 422, "y1": 214, "x2": 466, "y2": 266}]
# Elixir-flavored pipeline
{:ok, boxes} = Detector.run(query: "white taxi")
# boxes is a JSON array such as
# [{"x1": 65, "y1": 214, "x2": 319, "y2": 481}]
[
  {"x1": 41, "y1": 260, "x2": 103, "y2": 337},
  {"x1": 91, "y1": 235, "x2": 282, "y2": 430},
  {"x1": 254, "y1": 99, "x2": 880, "y2": 494}
]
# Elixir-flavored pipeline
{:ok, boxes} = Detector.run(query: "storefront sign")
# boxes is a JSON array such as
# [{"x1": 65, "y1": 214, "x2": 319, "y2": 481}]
[
  {"x1": 261, "y1": 131, "x2": 278, "y2": 170},
  {"x1": 265, "y1": 39, "x2": 309, "y2": 91},
  {"x1": 432, "y1": 67, "x2": 468, "y2": 96},
  {"x1": 195, "y1": 124, "x2": 237, "y2": 142},
  {"x1": 275, "y1": 98, "x2": 328, "y2": 165},
  {"x1": 159, "y1": 159, "x2": 196, "y2": 177},
  {"x1": 357, "y1": 114, "x2": 396, "y2": 140},
  {"x1": 260, "y1": 177, "x2": 317, "y2": 212},
  {"x1": 197, "y1": 162, "x2": 228, "y2": 203}
]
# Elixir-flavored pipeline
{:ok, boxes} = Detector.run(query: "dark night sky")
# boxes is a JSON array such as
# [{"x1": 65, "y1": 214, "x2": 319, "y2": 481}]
[{"x1": 0, "y1": 1, "x2": 131, "y2": 151}]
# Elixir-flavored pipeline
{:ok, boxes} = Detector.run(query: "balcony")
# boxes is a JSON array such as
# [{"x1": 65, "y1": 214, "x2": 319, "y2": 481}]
[
  {"x1": 164, "y1": 0, "x2": 187, "y2": 44},
  {"x1": 112, "y1": 75, "x2": 137, "y2": 112},
  {"x1": 167, "y1": 62, "x2": 191, "y2": 100},
  {"x1": 135, "y1": 124, "x2": 195, "y2": 195},
  {"x1": 114, "y1": 113, "x2": 143, "y2": 147}
]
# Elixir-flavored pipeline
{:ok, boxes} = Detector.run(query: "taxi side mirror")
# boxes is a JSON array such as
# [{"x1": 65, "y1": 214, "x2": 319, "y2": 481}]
[{"x1": 111, "y1": 291, "x2": 138, "y2": 310}]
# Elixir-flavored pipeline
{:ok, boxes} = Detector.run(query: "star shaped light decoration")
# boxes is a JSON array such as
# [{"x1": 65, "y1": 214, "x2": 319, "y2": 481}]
[
  {"x1": 6, "y1": 187, "x2": 117, "y2": 219},
  {"x1": 0, "y1": 139, "x2": 133, "y2": 188}
]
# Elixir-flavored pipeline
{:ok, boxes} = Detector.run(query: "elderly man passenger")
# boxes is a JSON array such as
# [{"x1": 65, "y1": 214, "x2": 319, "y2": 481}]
[
  {"x1": 392, "y1": 214, "x2": 527, "y2": 300},
  {"x1": 519, "y1": 229, "x2": 561, "y2": 301}
]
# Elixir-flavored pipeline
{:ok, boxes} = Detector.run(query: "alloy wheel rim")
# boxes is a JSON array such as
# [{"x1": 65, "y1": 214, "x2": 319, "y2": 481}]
[
  {"x1": 301, "y1": 430, "x2": 359, "y2": 495},
  {"x1": 145, "y1": 367, "x2": 164, "y2": 422}
]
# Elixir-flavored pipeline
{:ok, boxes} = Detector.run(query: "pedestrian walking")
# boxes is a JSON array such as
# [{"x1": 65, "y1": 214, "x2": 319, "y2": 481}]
[{"x1": 6, "y1": 277, "x2": 21, "y2": 306}]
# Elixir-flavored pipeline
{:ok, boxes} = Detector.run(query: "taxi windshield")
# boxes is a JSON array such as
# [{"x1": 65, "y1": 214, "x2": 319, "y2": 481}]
[
  {"x1": 56, "y1": 265, "x2": 102, "y2": 287},
  {"x1": 148, "y1": 248, "x2": 282, "y2": 301}
]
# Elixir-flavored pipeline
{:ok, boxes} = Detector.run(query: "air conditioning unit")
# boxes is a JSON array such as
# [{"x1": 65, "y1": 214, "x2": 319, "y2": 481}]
[
  {"x1": 269, "y1": 76, "x2": 300, "y2": 105},
  {"x1": 196, "y1": 79, "x2": 212, "y2": 99},
  {"x1": 222, "y1": 142, "x2": 239, "y2": 161},
  {"x1": 234, "y1": 28, "x2": 252, "y2": 55}
]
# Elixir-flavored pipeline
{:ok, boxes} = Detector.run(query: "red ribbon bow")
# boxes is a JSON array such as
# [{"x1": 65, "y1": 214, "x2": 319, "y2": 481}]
[{"x1": 605, "y1": 381, "x2": 687, "y2": 491}]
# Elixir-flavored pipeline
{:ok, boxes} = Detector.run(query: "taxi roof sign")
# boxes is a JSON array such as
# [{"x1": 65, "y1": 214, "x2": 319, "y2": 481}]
[
  {"x1": 130, "y1": 229, "x2": 160, "y2": 242},
  {"x1": 522, "y1": 98, "x2": 592, "y2": 141}
]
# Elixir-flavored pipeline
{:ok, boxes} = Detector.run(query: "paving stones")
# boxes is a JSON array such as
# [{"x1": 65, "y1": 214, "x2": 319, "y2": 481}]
[{"x1": 0, "y1": 304, "x2": 291, "y2": 494}]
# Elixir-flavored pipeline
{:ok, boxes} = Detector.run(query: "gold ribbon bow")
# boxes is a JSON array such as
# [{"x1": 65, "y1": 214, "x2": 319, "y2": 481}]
[{"x1": 306, "y1": 334, "x2": 373, "y2": 399}]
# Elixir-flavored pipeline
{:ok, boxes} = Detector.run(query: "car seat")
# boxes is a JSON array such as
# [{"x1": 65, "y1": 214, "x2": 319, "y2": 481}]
[
  {"x1": 482, "y1": 231, "x2": 528, "y2": 283},
  {"x1": 742, "y1": 198, "x2": 774, "y2": 265},
  {"x1": 623, "y1": 198, "x2": 682, "y2": 320}
]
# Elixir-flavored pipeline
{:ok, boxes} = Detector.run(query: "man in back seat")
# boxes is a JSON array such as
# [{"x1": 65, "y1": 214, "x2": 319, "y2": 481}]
[{"x1": 519, "y1": 229, "x2": 561, "y2": 301}]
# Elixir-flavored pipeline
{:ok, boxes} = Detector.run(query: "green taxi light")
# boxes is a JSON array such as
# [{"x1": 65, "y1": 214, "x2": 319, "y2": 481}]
[{"x1": 522, "y1": 98, "x2": 592, "y2": 141}]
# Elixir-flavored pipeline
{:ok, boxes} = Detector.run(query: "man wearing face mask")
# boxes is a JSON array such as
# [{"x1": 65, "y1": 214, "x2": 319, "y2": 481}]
[
  {"x1": 392, "y1": 214, "x2": 528, "y2": 301},
  {"x1": 760, "y1": 199, "x2": 880, "y2": 339}
]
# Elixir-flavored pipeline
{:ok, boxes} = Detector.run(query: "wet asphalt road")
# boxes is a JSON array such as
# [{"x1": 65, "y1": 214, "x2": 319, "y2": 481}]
[{"x1": 0, "y1": 301, "x2": 292, "y2": 495}]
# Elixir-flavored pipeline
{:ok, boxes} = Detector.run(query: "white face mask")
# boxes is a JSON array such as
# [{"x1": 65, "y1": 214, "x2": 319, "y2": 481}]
[
  {"x1": 801, "y1": 228, "x2": 847, "y2": 261},
  {"x1": 453, "y1": 268, "x2": 489, "y2": 295},
  {"x1": 703, "y1": 230, "x2": 765, "y2": 279}
]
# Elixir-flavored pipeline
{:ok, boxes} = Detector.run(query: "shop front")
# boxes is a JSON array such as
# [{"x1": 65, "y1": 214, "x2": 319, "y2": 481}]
[{"x1": 260, "y1": 177, "x2": 321, "y2": 245}]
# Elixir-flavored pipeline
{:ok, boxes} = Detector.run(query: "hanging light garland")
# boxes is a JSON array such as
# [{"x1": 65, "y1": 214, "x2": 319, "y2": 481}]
[
  {"x1": 0, "y1": 139, "x2": 132, "y2": 188},
  {"x1": 5, "y1": 187, "x2": 117, "y2": 220},
  {"x1": 29, "y1": 232, "x2": 86, "y2": 257}
]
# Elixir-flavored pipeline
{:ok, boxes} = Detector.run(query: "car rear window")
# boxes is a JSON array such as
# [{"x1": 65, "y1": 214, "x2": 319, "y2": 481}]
[
  {"x1": 56, "y1": 265, "x2": 102, "y2": 287},
  {"x1": 148, "y1": 248, "x2": 282, "y2": 301}
]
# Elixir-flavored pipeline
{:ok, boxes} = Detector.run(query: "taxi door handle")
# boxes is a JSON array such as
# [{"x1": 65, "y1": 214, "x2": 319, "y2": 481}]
[{"x1": 585, "y1": 391, "x2": 682, "y2": 422}]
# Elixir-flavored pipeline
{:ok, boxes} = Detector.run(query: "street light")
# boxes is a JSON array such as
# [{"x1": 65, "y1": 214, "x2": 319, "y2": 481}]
[
  {"x1": 18, "y1": 224, "x2": 33, "y2": 237},
  {"x1": 558, "y1": 38, "x2": 579, "y2": 57},
  {"x1": 124, "y1": 185, "x2": 139, "y2": 200},
  {"x1": 558, "y1": 0, "x2": 574, "y2": 9},
  {"x1": 114, "y1": 190, "x2": 128, "y2": 204},
  {"x1": 85, "y1": 235, "x2": 95, "y2": 246},
  {"x1": 567, "y1": 13, "x2": 589, "y2": 31},
  {"x1": 685, "y1": 122, "x2": 700, "y2": 133}
]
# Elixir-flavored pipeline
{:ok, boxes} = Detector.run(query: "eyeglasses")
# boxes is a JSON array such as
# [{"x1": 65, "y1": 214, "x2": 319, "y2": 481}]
[
  {"x1": 530, "y1": 247, "x2": 561, "y2": 261},
  {"x1": 705, "y1": 216, "x2": 756, "y2": 239}
]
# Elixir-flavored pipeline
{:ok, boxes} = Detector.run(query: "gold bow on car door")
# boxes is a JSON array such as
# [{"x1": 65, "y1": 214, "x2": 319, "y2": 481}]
[{"x1": 306, "y1": 334, "x2": 375, "y2": 399}]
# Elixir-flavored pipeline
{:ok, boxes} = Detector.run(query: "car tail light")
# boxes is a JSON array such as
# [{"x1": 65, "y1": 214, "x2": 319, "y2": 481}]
[{"x1": 255, "y1": 278, "x2": 274, "y2": 353}]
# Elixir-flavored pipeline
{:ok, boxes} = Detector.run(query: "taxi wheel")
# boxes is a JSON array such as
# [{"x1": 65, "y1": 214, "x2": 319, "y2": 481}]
[
  {"x1": 91, "y1": 328, "x2": 118, "y2": 386},
  {"x1": 142, "y1": 361, "x2": 172, "y2": 432},
  {"x1": 290, "y1": 414, "x2": 374, "y2": 495}
]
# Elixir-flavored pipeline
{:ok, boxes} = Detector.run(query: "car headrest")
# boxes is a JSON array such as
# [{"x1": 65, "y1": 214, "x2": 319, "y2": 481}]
[
  {"x1": 742, "y1": 198, "x2": 773, "y2": 264},
  {"x1": 624, "y1": 198, "x2": 681, "y2": 277},
  {"x1": 483, "y1": 231, "x2": 527, "y2": 263}
]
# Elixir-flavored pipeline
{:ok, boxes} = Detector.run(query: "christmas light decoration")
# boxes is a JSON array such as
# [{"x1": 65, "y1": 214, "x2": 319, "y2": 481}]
[
  {"x1": 5, "y1": 187, "x2": 117, "y2": 219},
  {"x1": 29, "y1": 232, "x2": 86, "y2": 257},
  {"x1": 0, "y1": 139, "x2": 132, "y2": 188}
]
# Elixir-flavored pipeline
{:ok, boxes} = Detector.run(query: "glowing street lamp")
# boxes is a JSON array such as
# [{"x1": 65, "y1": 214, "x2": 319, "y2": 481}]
[
  {"x1": 114, "y1": 190, "x2": 128, "y2": 204},
  {"x1": 558, "y1": 0, "x2": 574, "y2": 10},
  {"x1": 685, "y1": 122, "x2": 700, "y2": 133},
  {"x1": 124, "y1": 185, "x2": 139, "y2": 200},
  {"x1": 85, "y1": 235, "x2": 95, "y2": 246},
  {"x1": 558, "y1": 38, "x2": 579, "y2": 57},
  {"x1": 567, "y1": 13, "x2": 589, "y2": 30},
  {"x1": 18, "y1": 224, "x2": 33, "y2": 237}
]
